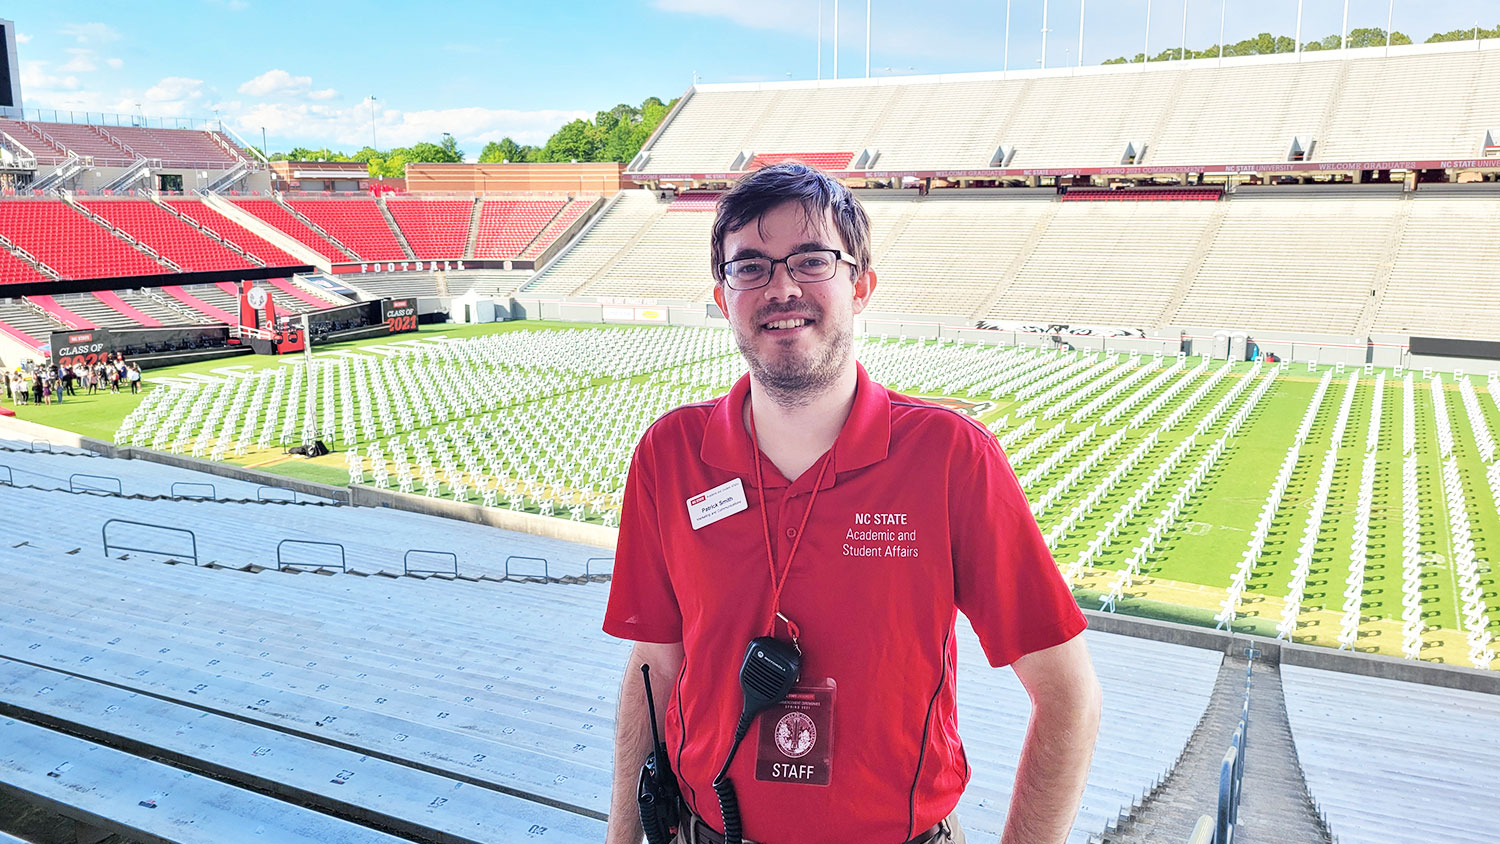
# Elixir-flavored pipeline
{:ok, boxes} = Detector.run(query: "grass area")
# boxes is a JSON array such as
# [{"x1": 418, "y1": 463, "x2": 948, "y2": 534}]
[{"x1": 16, "y1": 322, "x2": 1499, "y2": 665}]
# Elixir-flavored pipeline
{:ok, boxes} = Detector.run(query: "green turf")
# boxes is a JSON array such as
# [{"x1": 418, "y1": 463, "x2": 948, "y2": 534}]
[{"x1": 18, "y1": 323, "x2": 1499, "y2": 663}]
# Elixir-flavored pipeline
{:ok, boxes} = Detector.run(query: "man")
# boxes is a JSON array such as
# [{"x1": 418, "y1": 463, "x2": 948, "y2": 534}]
[{"x1": 604, "y1": 163, "x2": 1100, "y2": 844}]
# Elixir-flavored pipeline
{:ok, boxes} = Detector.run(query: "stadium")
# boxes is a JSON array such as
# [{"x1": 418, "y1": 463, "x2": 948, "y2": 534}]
[{"x1": 0, "y1": 7, "x2": 1498, "y2": 844}]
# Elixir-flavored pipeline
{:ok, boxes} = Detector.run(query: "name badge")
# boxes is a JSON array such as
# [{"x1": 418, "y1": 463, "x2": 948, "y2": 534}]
[
  {"x1": 686, "y1": 478, "x2": 748, "y2": 531},
  {"x1": 755, "y1": 681, "x2": 835, "y2": 786}
]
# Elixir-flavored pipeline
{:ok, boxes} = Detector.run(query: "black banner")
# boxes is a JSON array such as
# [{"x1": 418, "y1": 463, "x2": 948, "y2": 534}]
[
  {"x1": 381, "y1": 298, "x2": 419, "y2": 335},
  {"x1": 1409, "y1": 336, "x2": 1500, "y2": 362},
  {"x1": 50, "y1": 325, "x2": 232, "y2": 369}
]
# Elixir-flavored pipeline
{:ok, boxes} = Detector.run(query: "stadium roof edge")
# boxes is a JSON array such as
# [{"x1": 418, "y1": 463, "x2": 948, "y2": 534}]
[{"x1": 691, "y1": 35, "x2": 1500, "y2": 93}]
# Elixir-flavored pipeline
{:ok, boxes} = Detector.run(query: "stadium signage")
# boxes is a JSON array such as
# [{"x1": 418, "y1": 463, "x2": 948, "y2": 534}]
[
  {"x1": 381, "y1": 298, "x2": 418, "y2": 334},
  {"x1": 627, "y1": 158, "x2": 1495, "y2": 183}
]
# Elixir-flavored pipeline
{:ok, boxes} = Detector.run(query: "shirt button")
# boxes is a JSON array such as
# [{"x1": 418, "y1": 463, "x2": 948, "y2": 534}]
[{"x1": 785, "y1": 527, "x2": 797, "y2": 538}]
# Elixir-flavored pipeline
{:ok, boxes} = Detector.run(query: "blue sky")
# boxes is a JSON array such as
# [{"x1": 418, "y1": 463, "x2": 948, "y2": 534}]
[{"x1": 11, "y1": 0, "x2": 1495, "y2": 158}]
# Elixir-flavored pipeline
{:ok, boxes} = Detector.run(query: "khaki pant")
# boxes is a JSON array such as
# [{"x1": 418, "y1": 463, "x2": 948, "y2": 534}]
[{"x1": 674, "y1": 812, "x2": 965, "y2": 844}]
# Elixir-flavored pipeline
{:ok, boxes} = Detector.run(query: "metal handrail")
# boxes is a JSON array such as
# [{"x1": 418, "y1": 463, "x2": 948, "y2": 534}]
[
  {"x1": 275, "y1": 539, "x2": 346, "y2": 572},
  {"x1": 403, "y1": 549, "x2": 458, "y2": 576},
  {"x1": 69, "y1": 473, "x2": 123, "y2": 495},
  {"x1": 170, "y1": 481, "x2": 217, "y2": 499},
  {"x1": 585, "y1": 556, "x2": 614, "y2": 578},
  {"x1": 102, "y1": 518, "x2": 198, "y2": 566},
  {"x1": 256, "y1": 486, "x2": 297, "y2": 502},
  {"x1": 0, "y1": 465, "x2": 12, "y2": 486},
  {"x1": 503, "y1": 555, "x2": 549, "y2": 581},
  {"x1": 29, "y1": 439, "x2": 51, "y2": 453}
]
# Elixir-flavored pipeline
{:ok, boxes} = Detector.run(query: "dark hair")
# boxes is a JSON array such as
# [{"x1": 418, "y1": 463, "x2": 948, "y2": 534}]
[{"x1": 710, "y1": 161, "x2": 871, "y2": 283}]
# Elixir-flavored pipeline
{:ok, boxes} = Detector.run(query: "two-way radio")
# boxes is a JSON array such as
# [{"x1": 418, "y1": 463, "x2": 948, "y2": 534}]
[
  {"x1": 637, "y1": 663, "x2": 680, "y2": 844},
  {"x1": 712, "y1": 635, "x2": 803, "y2": 844}
]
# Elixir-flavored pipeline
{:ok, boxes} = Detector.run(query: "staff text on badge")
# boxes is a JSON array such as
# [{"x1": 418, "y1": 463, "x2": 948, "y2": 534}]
[{"x1": 686, "y1": 478, "x2": 749, "y2": 530}]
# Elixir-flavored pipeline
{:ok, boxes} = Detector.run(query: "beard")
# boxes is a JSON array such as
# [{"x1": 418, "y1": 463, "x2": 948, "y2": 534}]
[{"x1": 734, "y1": 301, "x2": 852, "y2": 408}]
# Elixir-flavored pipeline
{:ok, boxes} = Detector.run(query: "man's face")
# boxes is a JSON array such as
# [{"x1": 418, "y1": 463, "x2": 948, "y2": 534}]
[{"x1": 713, "y1": 201, "x2": 876, "y2": 401}]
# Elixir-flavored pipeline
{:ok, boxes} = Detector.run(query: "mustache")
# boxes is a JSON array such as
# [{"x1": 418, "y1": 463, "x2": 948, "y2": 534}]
[{"x1": 753, "y1": 301, "x2": 822, "y2": 323}]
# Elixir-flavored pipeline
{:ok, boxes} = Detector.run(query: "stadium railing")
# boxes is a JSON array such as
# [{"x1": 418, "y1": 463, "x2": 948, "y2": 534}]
[{"x1": 1191, "y1": 652, "x2": 1253, "y2": 843}]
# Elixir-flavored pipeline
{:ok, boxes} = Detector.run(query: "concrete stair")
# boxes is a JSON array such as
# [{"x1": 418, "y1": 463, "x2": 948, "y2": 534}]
[{"x1": 1096, "y1": 652, "x2": 1332, "y2": 844}]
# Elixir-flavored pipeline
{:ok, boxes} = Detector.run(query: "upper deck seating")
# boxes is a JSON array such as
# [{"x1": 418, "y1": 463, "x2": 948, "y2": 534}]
[
  {"x1": 667, "y1": 191, "x2": 721, "y2": 211},
  {"x1": 286, "y1": 198, "x2": 406, "y2": 262},
  {"x1": 230, "y1": 200, "x2": 355, "y2": 263},
  {"x1": 165, "y1": 199, "x2": 304, "y2": 267},
  {"x1": 640, "y1": 44, "x2": 1500, "y2": 174},
  {"x1": 474, "y1": 198, "x2": 567, "y2": 259},
  {"x1": 0, "y1": 200, "x2": 167, "y2": 280},
  {"x1": 101, "y1": 126, "x2": 242, "y2": 168},
  {"x1": 0, "y1": 248, "x2": 46, "y2": 285},
  {"x1": 0, "y1": 119, "x2": 67, "y2": 165},
  {"x1": 26, "y1": 121, "x2": 133, "y2": 166},
  {"x1": 384, "y1": 198, "x2": 471, "y2": 259},
  {"x1": 79, "y1": 200, "x2": 254, "y2": 273}
]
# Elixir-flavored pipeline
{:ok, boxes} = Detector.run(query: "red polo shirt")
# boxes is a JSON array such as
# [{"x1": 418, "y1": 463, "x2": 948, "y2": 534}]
[{"x1": 604, "y1": 363, "x2": 1085, "y2": 843}]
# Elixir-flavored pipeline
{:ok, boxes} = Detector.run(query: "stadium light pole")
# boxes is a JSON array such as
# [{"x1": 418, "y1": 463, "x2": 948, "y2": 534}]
[
  {"x1": 1296, "y1": 0, "x2": 1304, "y2": 54},
  {"x1": 1041, "y1": 0, "x2": 1050, "y2": 69},
  {"x1": 1004, "y1": 0, "x2": 1011, "y2": 71},
  {"x1": 1385, "y1": 0, "x2": 1393, "y2": 54},
  {"x1": 370, "y1": 95, "x2": 378, "y2": 152},
  {"x1": 833, "y1": 0, "x2": 839, "y2": 79},
  {"x1": 1078, "y1": 0, "x2": 1086, "y2": 68},
  {"x1": 1341, "y1": 0, "x2": 1350, "y2": 49},
  {"x1": 1180, "y1": 0, "x2": 1188, "y2": 60},
  {"x1": 1144, "y1": 0, "x2": 1151, "y2": 63},
  {"x1": 1218, "y1": 0, "x2": 1226, "y2": 66}
]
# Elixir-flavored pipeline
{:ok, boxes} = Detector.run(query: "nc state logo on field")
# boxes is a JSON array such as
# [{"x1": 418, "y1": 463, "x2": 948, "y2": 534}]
[{"x1": 774, "y1": 712, "x2": 816, "y2": 758}]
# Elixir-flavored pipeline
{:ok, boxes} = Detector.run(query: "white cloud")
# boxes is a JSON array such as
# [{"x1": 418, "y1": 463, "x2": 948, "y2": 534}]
[
  {"x1": 141, "y1": 76, "x2": 208, "y2": 117},
  {"x1": 20, "y1": 61, "x2": 80, "y2": 92},
  {"x1": 106, "y1": 58, "x2": 124, "y2": 69},
  {"x1": 233, "y1": 99, "x2": 588, "y2": 152},
  {"x1": 16, "y1": 32, "x2": 31, "y2": 44},
  {"x1": 239, "y1": 68, "x2": 312, "y2": 97},
  {"x1": 308, "y1": 88, "x2": 339, "y2": 101},
  {"x1": 60, "y1": 49, "x2": 97, "y2": 73},
  {"x1": 60, "y1": 22, "x2": 121, "y2": 44}
]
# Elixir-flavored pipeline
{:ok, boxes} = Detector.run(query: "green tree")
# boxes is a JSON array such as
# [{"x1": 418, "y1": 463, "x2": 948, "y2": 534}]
[
  {"x1": 479, "y1": 137, "x2": 525, "y2": 163},
  {"x1": 1427, "y1": 23, "x2": 1500, "y2": 42},
  {"x1": 1103, "y1": 28, "x2": 1409, "y2": 63},
  {"x1": 540, "y1": 118, "x2": 603, "y2": 162}
]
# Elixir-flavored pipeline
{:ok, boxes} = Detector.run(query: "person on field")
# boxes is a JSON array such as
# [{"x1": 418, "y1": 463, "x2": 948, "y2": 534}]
[{"x1": 604, "y1": 163, "x2": 1100, "y2": 844}]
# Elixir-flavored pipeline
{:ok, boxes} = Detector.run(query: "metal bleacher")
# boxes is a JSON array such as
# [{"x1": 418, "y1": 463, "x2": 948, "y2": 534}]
[
  {"x1": 1282, "y1": 665, "x2": 1500, "y2": 844},
  {"x1": 527, "y1": 191, "x2": 665, "y2": 294},
  {"x1": 0, "y1": 438, "x2": 1229, "y2": 841}
]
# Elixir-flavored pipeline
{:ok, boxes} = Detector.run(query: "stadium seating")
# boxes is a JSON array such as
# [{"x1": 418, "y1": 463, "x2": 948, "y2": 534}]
[
  {"x1": 24, "y1": 121, "x2": 134, "y2": 166},
  {"x1": 161, "y1": 285, "x2": 235, "y2": 324},
  {"x1": 335, "y1": 272, "x2": 444, "y2": 299},
  {"x1": 27, "y1": 294, "x2": 99, "y2": 330},
  {"x1": 0, "y1": 119, "x2": 67, "y2": 165},
  {"x1": 1370, "y1": 195, "x2": 1500, "y2": 341},
  {"x1": 519, "y1": 199, "x2": 596, "y2": 260},
  {"x1": 385, "y1": 197, "x2": 474, "y2": 259},
  {"x1": 1282, "y1": 665, "x2": 1500, "y2": 844},
  {"x1": 528, "y1": 191, "x2": 664, "y2": 293},
  {"x1": 79, "y1": 200, "x2": 255, "y2": 274},
  {"x1": 164, "y1": 199, "x2": 304, "y2": 267},
  {"x1": 0, "y1": 200, "x2": 168, "y2": 281},
  {"x1": 0, "y1": 300, "x2": 57, "y2": 346},
  {"x1": 0, "y1": 247, "x2": 46, "y2": 285},
  {"x1": 286, "y1": 198, "x2": 407, "y2": 262},
  {"x1": 94, "y1": 126, "x2": 243, "y2": 168},
  {"x1": 474, "y1": 198, "x2": 568, "y2": 259},
  {"x1": 230, "y1": 199, "x2": 355, "y2": 263},
  {"x1": 575, "y1": 210, "x2": 714, "y2": 300},
  {"x1": 748, "y1": 152, "x2": 853, "y2": 170},
  {"x1": 56, "y1": 292, "x2": 160, "y2": 329},
  {"x1": 666, "y1": 191, "x2": 721, "y2": 211},
  {"x1": 1169, "y1": 195, "x2": 1399, "y2": 334},
  {"x1": 1061, "y1": 188, "x2": 1221, "y2": 202},
  {"x1": 639, "y1": 45, "x2": 1500, "y2": 173}
]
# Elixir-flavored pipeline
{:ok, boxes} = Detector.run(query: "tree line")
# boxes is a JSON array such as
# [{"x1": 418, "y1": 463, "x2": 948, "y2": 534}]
[
  {"x1": 1102, "y1": 24, "x2": 1499, "y2": 64},
  {"x1": 265, "y1": 95, "x2": 675, "y2": 178}
]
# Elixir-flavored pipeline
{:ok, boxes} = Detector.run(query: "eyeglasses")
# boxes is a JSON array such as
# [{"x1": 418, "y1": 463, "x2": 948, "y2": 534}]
[{"x1": 719, "y1": 249, "x2": 856, "y2": 291}]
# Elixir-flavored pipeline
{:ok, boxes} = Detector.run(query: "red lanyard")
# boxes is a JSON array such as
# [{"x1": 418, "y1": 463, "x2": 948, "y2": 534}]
[{"x1": 748, "y1": 404, "x2": 835, "y2": 643}]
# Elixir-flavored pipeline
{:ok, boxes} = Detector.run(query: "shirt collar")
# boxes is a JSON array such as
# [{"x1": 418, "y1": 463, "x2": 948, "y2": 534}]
[{"x1": 700, "y1": 361, "x2": 891, "y2": 487}]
